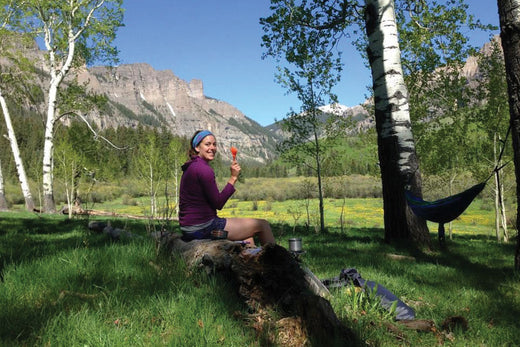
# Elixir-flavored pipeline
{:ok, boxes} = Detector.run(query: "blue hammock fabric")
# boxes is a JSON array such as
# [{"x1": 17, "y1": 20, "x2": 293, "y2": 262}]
[{"x1": 405, "y1": 182, "x2": 486, "y2": 242}]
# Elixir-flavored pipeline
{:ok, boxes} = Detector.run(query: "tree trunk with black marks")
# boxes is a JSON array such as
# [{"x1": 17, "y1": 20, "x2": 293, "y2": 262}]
[
  {"x1": 497, "y1": 0, "x2": 520, "y2": 270},
  {"x1": 364, "y1": 0, "x2": 430, "y2": 247},
  {"x1": 0, "y1": 89, "x2": 35, "y2": 212}
]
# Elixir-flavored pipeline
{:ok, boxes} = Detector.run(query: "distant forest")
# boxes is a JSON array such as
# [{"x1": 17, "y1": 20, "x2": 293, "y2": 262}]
[{"x1": 0, "y1": 103, "x2": 380, "y2": 185}]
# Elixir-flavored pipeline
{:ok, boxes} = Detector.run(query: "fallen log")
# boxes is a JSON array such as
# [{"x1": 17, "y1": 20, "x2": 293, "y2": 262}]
[
  {"x1": 155, "y1": 232, "x2": 357, "y2": 345},
  {"x1": 62, "y1": 205, "x2": 176, "y2": 220}
]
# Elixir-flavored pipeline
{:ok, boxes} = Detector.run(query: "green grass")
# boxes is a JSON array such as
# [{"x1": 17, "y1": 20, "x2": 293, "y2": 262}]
[
  {"x1": 0, "y1": 197, "x2": 519, "y2": 346},
  {"x1": 0, "y1": 214, "x2": 255, "y2": 346},
  {"x1": 292, "y1": 230, "x2": 518, "y2": 346}
]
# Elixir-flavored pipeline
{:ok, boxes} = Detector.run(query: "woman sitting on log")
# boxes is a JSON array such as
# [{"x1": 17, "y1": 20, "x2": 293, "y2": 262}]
[{"x1": 178, "y1": 130, "x2": 275, "y2": 246}]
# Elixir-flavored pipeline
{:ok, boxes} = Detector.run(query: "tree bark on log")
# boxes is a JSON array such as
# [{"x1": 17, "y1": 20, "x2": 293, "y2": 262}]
[{"x1": 155, "y1": 232, "x2": 357, "y2": 345}]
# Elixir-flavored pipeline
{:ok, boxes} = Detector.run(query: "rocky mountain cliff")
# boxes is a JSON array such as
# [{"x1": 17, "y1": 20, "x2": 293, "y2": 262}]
[
  {"x1": 74, "y1": 63, "x2": 281, "y2": 163},
  {"x1": 0, "y1": 34, "x2": 286, "y2": 163}
]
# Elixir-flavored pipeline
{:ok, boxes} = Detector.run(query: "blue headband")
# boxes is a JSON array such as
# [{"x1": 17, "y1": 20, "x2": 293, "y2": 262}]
[{"x1": 192, "y1": 130, "x2": 213, "y2": 148}]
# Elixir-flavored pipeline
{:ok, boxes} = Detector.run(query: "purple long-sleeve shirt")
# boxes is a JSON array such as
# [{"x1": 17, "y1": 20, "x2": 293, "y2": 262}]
[{"x1": 178, "y1": 156, "x2": 235, "y2": 226}]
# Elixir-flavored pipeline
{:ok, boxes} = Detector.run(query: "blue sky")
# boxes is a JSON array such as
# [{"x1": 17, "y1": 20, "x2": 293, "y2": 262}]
[{"x1": 113, "y1": 1, "x2": 500, "y2": 126}]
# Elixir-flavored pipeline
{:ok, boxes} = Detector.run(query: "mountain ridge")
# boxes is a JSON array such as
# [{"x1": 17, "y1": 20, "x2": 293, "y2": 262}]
[
  {"x1": 75, "y1": 62, "x2": 282, "y2": 163},
  {"x1": 4, "y1": 34, "x2": 499, "y2": 163}
]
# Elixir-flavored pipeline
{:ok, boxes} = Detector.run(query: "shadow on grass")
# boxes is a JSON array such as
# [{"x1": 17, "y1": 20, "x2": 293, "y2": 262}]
[
  {"x1": 276, "y1": 224, "x2": 520, "y2": 342},
  {"x1": 1, "y1": 216, "x2": 517, "y2": 345},
  {"x1": 0, "y1": 215, "x2": 234, "y2": 345},
  {"x1": 0, "y1": 213, "x2": 168, "y2": 280}
]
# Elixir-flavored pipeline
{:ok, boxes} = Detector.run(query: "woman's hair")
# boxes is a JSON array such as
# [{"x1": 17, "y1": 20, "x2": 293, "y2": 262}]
[{"x1": 188, "y1": 130, "x2": 213, "y2": 157}]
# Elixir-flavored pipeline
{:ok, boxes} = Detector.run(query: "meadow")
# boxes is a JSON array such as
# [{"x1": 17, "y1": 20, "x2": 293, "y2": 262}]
[{"x1": 0, "y1": 191, "x2": 518, "y2": 346}]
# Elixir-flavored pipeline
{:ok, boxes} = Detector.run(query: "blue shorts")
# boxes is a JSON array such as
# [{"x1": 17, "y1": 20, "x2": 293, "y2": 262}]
[{"x1": 180, "y1": 217, "x2": 227, "y2": 242}]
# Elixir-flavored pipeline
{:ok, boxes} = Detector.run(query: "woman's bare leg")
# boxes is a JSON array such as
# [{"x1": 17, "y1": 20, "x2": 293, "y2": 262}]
[{"x1": 225, "y1": 218, "x2": 275, "y2": 245}]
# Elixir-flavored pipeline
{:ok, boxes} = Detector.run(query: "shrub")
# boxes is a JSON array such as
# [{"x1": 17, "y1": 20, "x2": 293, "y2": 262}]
[
  {"x1": 232, "y1": 176, "x2": 382, "y2": 201},
  {"x1": 89, "y1": 191, "x2": 105, "y2": 203},
  {"x1": 324, "y1": 175, "x2": 381, "y2": 199},
  {"x1": 122, "y1": 194, "x2": 138, "y2": 206},
  {"x1": 122, "y1": 181, "x2": 146, "y2": 198},
  {"x1": 507, "y1": 213, "x2": 517, "y2": 231},
  {"x1": 479, "y1": 199, "x2": 494, "y2": 211}
]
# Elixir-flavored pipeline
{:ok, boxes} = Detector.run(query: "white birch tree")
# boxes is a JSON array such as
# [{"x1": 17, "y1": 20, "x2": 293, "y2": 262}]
[
  {"x1": 0, "y1": 2, "x2": 36, "y2": 211},
  {"x1": 0, "y1": 88, "x2": 35, "y2": 211},
  {"x1": 134, "y1": 133, "x2": 166, "y2": 218},
  {"x1": 54, "y1": 137, "x2": 84, "y2": 218},
  {"x1": 492, "y1": 133, "x2": 509, "y2": 242},
  {"x1": 20, "y1": 0, "x2": 123, "y2": 213},
  {"x1": 496, "y1": 0, "x2": 520, "y2": 269},
  {"x1": 165, "y1": 138, "x2": 185, "y2": 216},
  {"x1": 471, "y1": 41, "x2": 511, "y2": 243},
  {"x1": 0, "y1": 159, "x2": 8, "y2": 211},
  {"x1": 262, "y1": 0, "x2": 488, "y2": 246},
  {"x1": 264, "y1": 28, "x2": 342, "y2": 233},
  {"x1": 364, "y1": 0, "x2": 429, "y2": 244}
]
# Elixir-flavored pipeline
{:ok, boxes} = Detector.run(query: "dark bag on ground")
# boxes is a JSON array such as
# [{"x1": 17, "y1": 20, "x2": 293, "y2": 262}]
[{"x1": 322, "y1": 268, "x2": 415, "y2": 321}]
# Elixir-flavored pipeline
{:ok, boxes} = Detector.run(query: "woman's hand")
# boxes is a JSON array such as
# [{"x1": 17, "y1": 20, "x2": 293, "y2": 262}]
[{"x1": 228, "y1": 160, "x2": 241, "y2": 185}]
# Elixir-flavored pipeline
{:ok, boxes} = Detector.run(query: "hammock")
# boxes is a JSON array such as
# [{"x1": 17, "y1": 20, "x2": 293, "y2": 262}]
[
  {"x1": 405, "y1": 125, "x2": 511, "y2": 243},
  {"x1": 405, "y1": 182, "x2": 486, "y2": 242}
]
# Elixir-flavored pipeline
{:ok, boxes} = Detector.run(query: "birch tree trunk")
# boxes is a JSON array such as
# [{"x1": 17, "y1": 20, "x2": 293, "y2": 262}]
[
  {"x1": 0, "y1": 88, "x2": 35, "y2": 211},
  {"x1": 313, "y1": 122, "x2": 326, "y2": 233},
  {"x1": 149, "y1": 164, "x2": 157, "y2": 217},
  {"x1": 499, "y1": 177, "x2": 509, "y2": 242},
  {"x1": 174, "y1": 166, "x2": 179, "y2": 215},
  {"x1": 494, "y1": 171, "x2": 501, "y2": 241},
  {"x1": 364, "y1": 0, "x2": 430, "y2": 246},
  {"x1": 448, "y1": 174, "x2": 456, "y2": 240},
  {"x1": 497, "y1": 0, "x2": 520, "y2": 269},
  {"x1": 41, "y1": 22, "x2": 77, "y2": 213},
  {"x1": 493, "y1": 133, "x2": 509, "y2": 242},
  {"x1": 42, "y1": 90, "x2": 57, "y2": 213},
  {"x1": 36, "y1": 0, "x2": 116, "y2": 213},
  {"x1": 167, "y1": 139, "x2": 183, "y2": 216},
  {"x1": 494, "y1": 133, "x2": 501, "y2": 241},
  {"x1": 0, "y1": 159, "x2": 8, "y2": 211}
]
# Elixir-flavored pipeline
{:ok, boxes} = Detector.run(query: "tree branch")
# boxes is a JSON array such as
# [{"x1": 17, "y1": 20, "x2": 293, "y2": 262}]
[
  {"x1": 293, "y1": 0, "x2": 356, "y2": 30},
  {"x1": 58, "y1": 112, "x2": 129, "y2": 150},
  {"x1": 72, "y1": 0, "x2": 105, "y2": 41},
  {"x1": 1, "y1": 0, "x2": 21, "y2": 28}
]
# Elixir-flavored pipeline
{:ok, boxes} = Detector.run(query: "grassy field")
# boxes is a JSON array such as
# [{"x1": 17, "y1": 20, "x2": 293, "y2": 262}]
[{"x1": 0, "y1": 198, "x2": 519, "y2": 346}]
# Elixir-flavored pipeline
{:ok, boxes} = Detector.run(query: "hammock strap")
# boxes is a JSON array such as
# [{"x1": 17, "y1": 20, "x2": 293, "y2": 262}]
[
  {"x1": 484, "y1": 123, "x2": 512, "y2": 183},
  {"x1": 497, "y1": 123, "x2": 511, "y2": 165}
]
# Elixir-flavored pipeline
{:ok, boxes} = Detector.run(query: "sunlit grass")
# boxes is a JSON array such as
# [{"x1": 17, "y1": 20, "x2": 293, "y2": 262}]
[
  {"x1": 1, "y1": 194, "x2": 517, "y2": 346},
  {"x1": 219, "y1": 198, "x2": 385, "y2": 227},
  {"x1": 218, "y1": 197, "x2": 499, "y2": 239}
]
